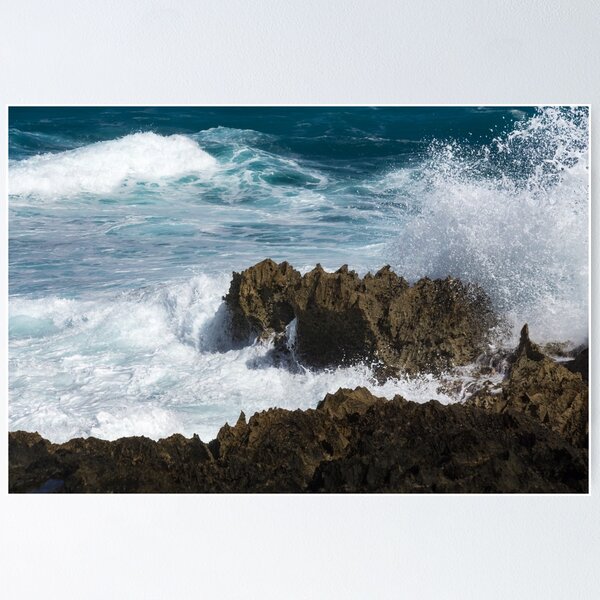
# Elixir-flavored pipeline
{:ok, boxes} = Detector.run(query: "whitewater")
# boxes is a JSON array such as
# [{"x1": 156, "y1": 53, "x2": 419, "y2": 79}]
[{"x1": 9, "y1": 107, "x2": 589, "y2": 443}]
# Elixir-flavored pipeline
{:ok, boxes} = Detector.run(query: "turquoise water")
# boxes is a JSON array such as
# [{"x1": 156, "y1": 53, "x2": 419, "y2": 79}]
[{"x1": 8, "y1": 106, "x2": 589, "y2": 442}]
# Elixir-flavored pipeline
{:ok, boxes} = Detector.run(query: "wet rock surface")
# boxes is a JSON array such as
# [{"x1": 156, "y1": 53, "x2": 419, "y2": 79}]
[{"x1": 225, "y1": 259, "x2": 498, "y2": 374}]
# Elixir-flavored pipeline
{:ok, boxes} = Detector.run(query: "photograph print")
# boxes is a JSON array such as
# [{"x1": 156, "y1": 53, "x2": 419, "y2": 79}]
[{"x1": 8, "y1": 106, "x2": 589, "y2": 493}]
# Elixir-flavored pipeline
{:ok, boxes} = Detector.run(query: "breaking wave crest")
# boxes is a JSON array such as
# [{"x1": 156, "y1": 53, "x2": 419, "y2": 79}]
[
  {"x1": 385, "y1": 107, "x2": 589, "y2": 345},
  {"x1": 9, "y1": 132, "x2": 218, "y2": 197}
]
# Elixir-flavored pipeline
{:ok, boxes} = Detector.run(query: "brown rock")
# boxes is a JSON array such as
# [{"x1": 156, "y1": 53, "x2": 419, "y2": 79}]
[
  {"x1": 208, "y1": 407, "x2": 349, "y2": 492},
  {"x1": 9, "y1": 384, "x2": 588, "y2": 494},
  {"x1": 505, "y1": 325, "x2": 588, "y2": 448},
  {"x1": 468, "y1": 325, "x2": 589, "y2": 448},
  {"x1": 310, "y1": 398, "x2": 587, "y2": 493},
  {"x1": 224, "y1": 259, "x2": 301, "y2": 342},
  {"x1": 382, "y1": 276, "x2": 497, "y2": 373},
  {"x1": 316, "y1": 386, "x2": 385, "y2": 419},
  {"x1": 9, "y1": 431, "x2": 213, "y2": 493},
  {"x1": 224, "y1": 260, "x2": 497, "y2": 374}
]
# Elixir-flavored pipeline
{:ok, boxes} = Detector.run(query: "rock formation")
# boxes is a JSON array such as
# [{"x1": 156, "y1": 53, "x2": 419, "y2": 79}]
[
  {"x1": 225, "y1": 259, "x2": 498, "y2": 374},
  {"x1": 9, "y1": 382, "x2": 588, "y2": 494},
  {"x1": 310, "y1": 393, "x2": 587, "y2": 493},
  {"x1": 467, "y1": 324, "x2": 588, "y2": 448},
  {"x1": 225, "y1": 259, "x2": 301, "y2": 343},
  {"x1": 8, "y1": 432, "x2": 214, "y2": 494}
]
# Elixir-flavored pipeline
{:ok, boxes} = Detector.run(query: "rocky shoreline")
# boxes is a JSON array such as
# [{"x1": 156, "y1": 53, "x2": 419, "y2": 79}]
[{"x1": 9, "y1": 261, "x2": 589, "y2": 493}]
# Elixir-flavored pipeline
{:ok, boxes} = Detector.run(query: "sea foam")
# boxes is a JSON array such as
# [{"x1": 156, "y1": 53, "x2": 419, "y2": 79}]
[
  {"x1": 9, "y1": 273, "x2": 465, "y2": 443},
  {"x1": 8, "y1": 107, "x2": 589, "y2": 443},
  {"x1": 384, "y1": 107, "x2": 589, "y2": 345},
  {"x1": 9, "y1": 132, "x2": 217, "y2": 197}
]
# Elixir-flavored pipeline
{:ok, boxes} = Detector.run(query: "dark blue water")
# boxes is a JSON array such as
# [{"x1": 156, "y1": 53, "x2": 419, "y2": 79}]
[
  {"x1": 10, "y1": 106, "x2": 536, "y2": 159},
  {"x1": 9, "y1": 106, "x2": 540, "y2": 298}
]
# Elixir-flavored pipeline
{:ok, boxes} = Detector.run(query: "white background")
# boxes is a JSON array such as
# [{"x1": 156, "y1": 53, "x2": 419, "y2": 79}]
[{"x1": 0, "y1": 1, "x2": 598, "y2": 598}]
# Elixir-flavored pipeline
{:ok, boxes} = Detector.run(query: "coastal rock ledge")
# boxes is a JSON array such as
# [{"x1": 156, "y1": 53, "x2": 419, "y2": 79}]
[
  {"x1": 225, "y1": 259, "x2": 498, "y2": 375},
  {"x1": 9, "y1": 328, "x2": 588, "y2": 493},
  {"x1": 9, "y1": 393, "x2": 587, "y2": 494},
  {"x1": 468, "y1": 325, "x2": 588, "y2": 448}
]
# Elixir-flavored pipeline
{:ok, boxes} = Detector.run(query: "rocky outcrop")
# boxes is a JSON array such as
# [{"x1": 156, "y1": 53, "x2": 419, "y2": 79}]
[
  {"x1": 468, "y1": 325, "x2": 588, "y2": 448},
  {"x1": 9, "y1": 310, "x2": 588, "y2": 495},
  {"x1": 224, "y1": 259, "x2": 301, "y2": 342},
  {"x1": 316, "y1": 386, "x2": 382, "y2": 420},
  {"x1": 224, "y1": 259, "x2": 497, "y2": 374},
  {"x1": 8, "y1": 431, "x2": 214, "y2": 493},
  {"x1": 310, "y1": 396, "x2": 587, "y2": 493},
  {"x1": 9, "y1": 386, "x2": 587, "y2": 494},
  {"x1": 204, "y1": 405, "x2": 350, "y2": 492},
  {"x1": 563, "y1": 348, "x2": 589, "y2": 382}
]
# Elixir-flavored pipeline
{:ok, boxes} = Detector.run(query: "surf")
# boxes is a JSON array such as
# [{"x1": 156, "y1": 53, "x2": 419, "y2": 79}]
[
  {"x1": 9, "y1": 272, "x2": 467, "y2": 443},
  {"x1": 8, "y1": 106, "x2": 589, "y2": 443},
  {"x1": 9, "y1": 131, "x2": 218, "y2": 197},
  {"x1": 384, "y1": 106, "x2": 589, "y2": 345}
]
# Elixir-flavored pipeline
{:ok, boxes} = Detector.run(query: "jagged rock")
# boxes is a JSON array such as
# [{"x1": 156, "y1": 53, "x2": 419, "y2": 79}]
[
  {"x1": 9, "y1": 431, "x2": 213, "y2": 493},
  {"x1": 224, "y1": 259, "x2": 301, "y2": 342},
  {"x1": 9, "y1": 385, "x2": 587, "y2": 493},
  {"x1": 225, "y1": 260, "x2": 497, "y2": 374},
  {"x1": 207, "y1": 406, "x2": 349, "y2": 492},
  {"x1": 8, "y1": 431, "x2": 59, "y2": 492},
  {"x1": 310, "y1": 398, "x2": 587, "y2": 493},
  {"x1": 316, "y1": 386, "x2": 385, "y2": 419},
  {"x1": 290, "y1": 264, "x2": 391, "y2": 368},
  {"x1": 505, "y1": 325, "x2": 588, "y2": 448},
  {"x1": 468, "y1": 325, "x2": 588, "y2": 448}
]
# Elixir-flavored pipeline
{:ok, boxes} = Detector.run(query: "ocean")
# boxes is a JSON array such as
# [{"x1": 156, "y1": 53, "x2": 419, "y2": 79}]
[{"x1": 8, "y1": 106, "x2": 589, "y2": 443}]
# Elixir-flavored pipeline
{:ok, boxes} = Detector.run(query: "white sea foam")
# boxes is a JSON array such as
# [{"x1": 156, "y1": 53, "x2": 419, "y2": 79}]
[
  {"x1": 9, "y1": 273, "x2": 464, "y2": 443},
  {"x1": 385, "y1": 107, "x2": 589, "y2": 345},
  {"x1": 9, "y1": 132, "x2": 218, "y2": 197}
]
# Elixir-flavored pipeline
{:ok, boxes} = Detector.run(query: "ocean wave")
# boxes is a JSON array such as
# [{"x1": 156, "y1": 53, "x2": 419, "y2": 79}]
[
  {"x1": 9, "y1": 273, "x2": 465, "y2": 443},
  {"x1": 9, "y1": 127, "x2": 332, "y2": 213},
  {"x1": 384, "y1": 107, "x2": 589, "y2": 345},
  {"x1": 9, "y1": 132, "x2": 218, "y2": 197},
  {"x1": 8, "y1": 107, "x2": 589, "y2": 442}
]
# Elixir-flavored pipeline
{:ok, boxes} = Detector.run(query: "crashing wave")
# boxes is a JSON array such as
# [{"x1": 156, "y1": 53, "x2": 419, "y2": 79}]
[
  {"x1": 385, "y1": 107, "x2": 589, "y2": 345},
  {"x1": 9, "y1": 131, "x2": 218, "y2": 197}
]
